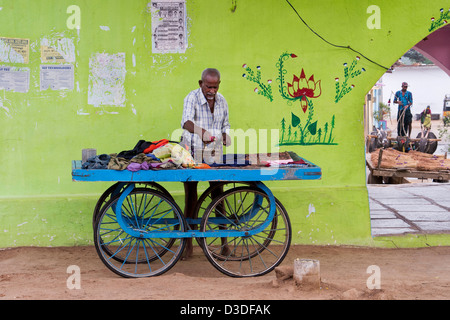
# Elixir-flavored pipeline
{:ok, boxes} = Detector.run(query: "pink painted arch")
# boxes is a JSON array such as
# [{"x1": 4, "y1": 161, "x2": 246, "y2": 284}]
[{"x1": 413, "y1": 24, "x2": 450, "y2": 77}]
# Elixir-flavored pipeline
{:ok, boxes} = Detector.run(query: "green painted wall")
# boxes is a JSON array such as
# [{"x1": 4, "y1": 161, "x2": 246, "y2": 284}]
[{"x1": 1, "y1": 0, "x2": 449, "y2": 248}]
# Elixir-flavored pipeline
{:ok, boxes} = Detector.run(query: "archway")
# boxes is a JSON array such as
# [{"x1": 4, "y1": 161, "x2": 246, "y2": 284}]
[
  {"x1": 365, "y1": 24, "x2": 450, "y2": 237},
  {"x1": 366, "y1": 24, "x2": 450, "y2": 170}
]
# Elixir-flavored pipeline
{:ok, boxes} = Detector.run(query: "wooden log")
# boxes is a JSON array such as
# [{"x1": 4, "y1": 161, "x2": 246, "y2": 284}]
[
  {"x1": 377, "y1": 148, "x2": 383, "y2": 169},
  {"x1": 385, "y1": 136, "x2": 441, "y2": 142}
]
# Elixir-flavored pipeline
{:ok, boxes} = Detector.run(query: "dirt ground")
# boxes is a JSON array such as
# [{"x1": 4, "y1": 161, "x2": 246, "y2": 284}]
[{"x1": 1, "y1": 244, "x2": 449, "y2": 300}]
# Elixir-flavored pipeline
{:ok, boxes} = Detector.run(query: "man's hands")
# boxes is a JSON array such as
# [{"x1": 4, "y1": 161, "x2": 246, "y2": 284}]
[
  {"x1": 202, "y1": 130, "x2": 215, "y2": 143},
  {"x1": 203, "y1": 130, "x2": 231, "y2": 146},
  {"x1": 222, "y1": 132, "x2": 231, "y2": 147},
  {"x1": 183, "y1": 120, "x2": 231, "y2": 146}
]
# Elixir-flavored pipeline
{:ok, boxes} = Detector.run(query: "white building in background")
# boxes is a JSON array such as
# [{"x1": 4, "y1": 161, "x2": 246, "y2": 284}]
[{"x1": 380, "y1": 65, "x2": 450, "y2": 119}]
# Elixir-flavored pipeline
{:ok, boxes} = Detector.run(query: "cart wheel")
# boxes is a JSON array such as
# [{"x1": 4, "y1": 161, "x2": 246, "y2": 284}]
[
  {"x1": 92, "y1": 182, "x2": 174, "y2": 227},
  {"x1": 199, "y1": 186, "x2": 291, "y2": 277},
  {"x1": 94, "y1": 188, "x2": 186, "y2": 278},
  {"x1": 192, "y1": 182, "x2": 256, "y2": 246},
  {"x1": 415, "y1": 131, "x2": 438, "y2": 154}
]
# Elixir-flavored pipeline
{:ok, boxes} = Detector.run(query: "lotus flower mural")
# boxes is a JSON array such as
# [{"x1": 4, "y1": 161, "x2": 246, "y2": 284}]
[
  {"x1": 277, "y1": 52, "x2": 336, "y2": 146},
  {"x1": 240, "y1": 51, "x2": 337, "y2": 146},
  {"x1": 287, "y1": 69, "x2": 322, "y2": 113}
]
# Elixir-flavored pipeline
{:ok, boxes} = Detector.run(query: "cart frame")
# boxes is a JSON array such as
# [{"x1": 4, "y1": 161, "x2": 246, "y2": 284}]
[{"x1": 72, "y1": 156, "x2": 322, "y2": 278}]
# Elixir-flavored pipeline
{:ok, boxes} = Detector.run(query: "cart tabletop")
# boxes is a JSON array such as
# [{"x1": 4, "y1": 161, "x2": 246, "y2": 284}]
[{"x1": 72, "y1": 154, "x2": 322, "y2": 183}]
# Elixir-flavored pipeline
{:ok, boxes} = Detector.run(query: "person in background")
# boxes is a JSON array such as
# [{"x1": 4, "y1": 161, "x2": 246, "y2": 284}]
[
  {"x1": 393, "y1": 82, "x2": 413, "y2": 137},
  {"x1": 421, "y1": 105, "x2": 432, "y2": 131},
  {"x1": 180, "y1": 68, "x2": 231, "y2": 259}
]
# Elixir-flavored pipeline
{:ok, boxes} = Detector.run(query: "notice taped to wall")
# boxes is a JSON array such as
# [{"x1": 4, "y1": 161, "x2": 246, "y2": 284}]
[
  {"x1": 0, "y1": 66, "x2": 30, "y2": 92},
  {"x1": 0, "y1": 37, "x2": 29, "y2": 64},
  {"x1": 40, "y1": 65, "x2": 74, "y2": 90},
  {"x1": 88, "y1": 52, "x2": 126, "y2": 107},
  {"x1": 151, "y1": 0, "x2": 187, "y2": 53},
  {"x1": 40, "y1": 36, "x2": 76, "y2": 63}
]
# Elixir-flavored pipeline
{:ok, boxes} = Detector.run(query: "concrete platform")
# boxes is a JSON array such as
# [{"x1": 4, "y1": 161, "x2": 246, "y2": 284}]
[{"x1": 368, "y1": 183, "x2": 450, "y2": 237}]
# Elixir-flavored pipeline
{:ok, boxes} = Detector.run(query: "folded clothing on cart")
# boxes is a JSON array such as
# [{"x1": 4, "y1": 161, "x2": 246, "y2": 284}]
[
  {"x1": 208, "y1": 154, "x2": 250, "y2": 167},
  {"x1": 82, "y1": 154, "x2": 111, "y2": 169},
  {"x1": 108, "y1": 152, "x2": 169, "y2": 171},
  {"x1": 81, "y1": 139, "x2": 307, "y2": 172},
  {"x1": 116, "y1": 139, "x2": 170, "y2": 160},
  {"x1": 209, "y1": 152, "x2": 299, "y2": 168},
  {"x1": 88, "y1": 139, "x2": 196, "y2": 171}
]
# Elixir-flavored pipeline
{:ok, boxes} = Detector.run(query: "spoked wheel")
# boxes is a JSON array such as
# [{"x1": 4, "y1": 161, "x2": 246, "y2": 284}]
[
  {"x1": 92, "y1": 182, "x2": 174, "y2": 227},
  {"x1": 199, "y1": 186, "x2": 291, "y2": 277},
  {"x1": 192, "y1": 182, "x2": 256, "y2": 246},
  {"x1": 94, "y1": 187, "x2": 186, "y2": 278}
]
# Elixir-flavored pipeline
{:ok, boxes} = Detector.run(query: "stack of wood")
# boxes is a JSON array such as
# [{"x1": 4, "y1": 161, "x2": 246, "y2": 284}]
[
  {"x1": 370, "y1": 148, "x2": 417, "y2": 169},
  {"x1": 370, "y1": 148, "x2": 450, "y2": 171},
  {"x1": 410, "y1": 151, "x2": 450, "y2": 171}
]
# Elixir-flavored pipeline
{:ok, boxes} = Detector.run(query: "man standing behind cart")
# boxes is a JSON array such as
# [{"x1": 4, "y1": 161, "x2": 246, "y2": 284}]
[
  {"x1": 394, "y1": 82, "x2": 413, "y2": 137},
  {"x1": 180, "y1": 68, "x2": 231, "y2": 259},
  {"x1": 181, "y1": 68, "x2": 231, "y2": 161}
]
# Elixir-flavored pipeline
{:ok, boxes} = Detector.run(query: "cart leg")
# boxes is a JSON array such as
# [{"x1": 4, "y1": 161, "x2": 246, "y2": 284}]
[
  {"x1": 182, "y1": 181, "x2": 198, "y2": 260},
  {"x1": 209, "y1": 182, "x2": 232, "y2": 257}
]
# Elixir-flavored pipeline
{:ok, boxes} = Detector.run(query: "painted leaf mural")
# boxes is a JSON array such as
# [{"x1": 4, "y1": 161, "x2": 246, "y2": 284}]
[
  {"x1": 242, "y1": 63, "x2": 273, "y2": 101},
  {"x1": 291, "y1": 112, "x2": 300, "y2": 127},
  {"x1": 334, "y1": 56, "x2": 366, "y2": 103},
  {"x1": 308, "y1": 121, "x2": 317, "y2": 135},
  {"x1": 429, "y1": 8, "x2": 450, "y2": 32}
]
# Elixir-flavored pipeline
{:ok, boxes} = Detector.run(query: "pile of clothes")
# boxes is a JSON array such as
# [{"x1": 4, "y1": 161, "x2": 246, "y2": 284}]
[
  {"x1": 81, "y1": 140, "x2": 309, "y2": 172},
  {"x1": 82, "y1": 139, "x2": 196, "y2": 171}
]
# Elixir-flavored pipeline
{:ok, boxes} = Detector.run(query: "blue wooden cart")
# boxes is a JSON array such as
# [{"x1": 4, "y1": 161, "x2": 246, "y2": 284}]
[{"x1": 72, "y1": 155, "x2": 321, "y2": 278}]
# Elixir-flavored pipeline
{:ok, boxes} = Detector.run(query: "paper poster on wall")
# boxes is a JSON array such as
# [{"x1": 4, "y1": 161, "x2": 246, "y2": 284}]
[
  {"x1": 41, "y1": 46, "x2": 70, "y2": 63},
  {"x1": 0, "y1": 66, "x2": 30, "y2": 92},
  {"x1": 151, "y1": 0, "x2": 187, "y2": 53},
  {"x1": 40, "y1": 37, "x2": 76, "y2": 63},
  {"x1": 0, "y1": 37, "x2": 29, "y2": 64},
  {"x1": 40, "y1": 65, "x2": 74, "y2": 91},
  {"x1": 88, "y1": 52, "x2": 126, "y2": 107}
]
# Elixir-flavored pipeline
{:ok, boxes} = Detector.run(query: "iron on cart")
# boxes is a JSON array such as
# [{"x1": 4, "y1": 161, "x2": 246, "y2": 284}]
[{"x1": 72, "y1": 153, "x2": 321, "y2": 278}]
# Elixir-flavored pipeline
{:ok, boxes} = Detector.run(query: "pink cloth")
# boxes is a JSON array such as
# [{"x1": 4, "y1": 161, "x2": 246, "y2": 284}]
[{"x1": 127, "y1": 162, "x2": 150, "y2": 172}]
